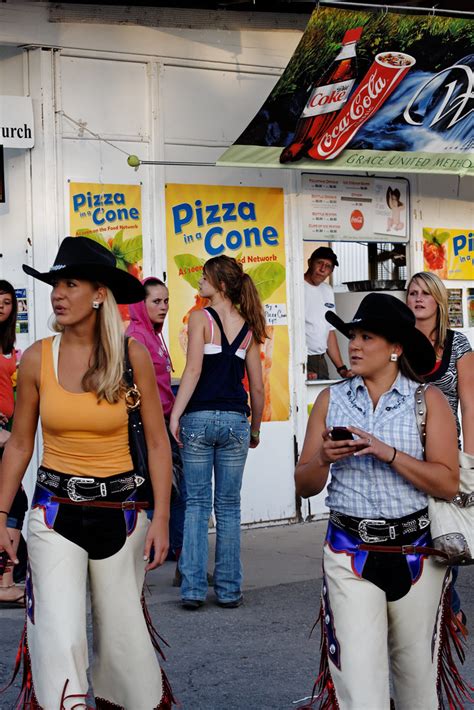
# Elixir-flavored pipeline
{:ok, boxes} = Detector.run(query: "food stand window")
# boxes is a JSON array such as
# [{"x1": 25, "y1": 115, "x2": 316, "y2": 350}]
[{"x1": 368, "y1": 242, "x2": 407, "y2": 282}]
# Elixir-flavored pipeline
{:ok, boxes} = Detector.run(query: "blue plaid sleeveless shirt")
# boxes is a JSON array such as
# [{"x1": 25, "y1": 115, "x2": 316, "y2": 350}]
[{"x1": 325, "y1": 374, "x2": 427, "y2": 519}]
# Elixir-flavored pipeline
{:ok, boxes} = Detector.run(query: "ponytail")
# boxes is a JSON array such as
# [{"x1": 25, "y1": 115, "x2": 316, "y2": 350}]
[
  {"x1": 203, "y1": 255, "x2": 268, "y2": 344},
  {"x1": 239, "y1": 273, "x2": 268, "y2": 345}
]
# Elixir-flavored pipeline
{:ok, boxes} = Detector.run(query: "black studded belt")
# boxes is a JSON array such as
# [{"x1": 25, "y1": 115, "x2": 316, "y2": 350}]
[
  {"x1": 37, "y1": 467, "x2": 145, "y2": 503},
  {"x1": 329, "y1": 507, "x2": 430, "y2": 544}
]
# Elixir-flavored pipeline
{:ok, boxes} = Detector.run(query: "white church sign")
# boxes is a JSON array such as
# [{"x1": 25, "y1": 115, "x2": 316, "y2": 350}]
[{"x1": 1, "y1": 96, "x2": 34, "y2": 148}]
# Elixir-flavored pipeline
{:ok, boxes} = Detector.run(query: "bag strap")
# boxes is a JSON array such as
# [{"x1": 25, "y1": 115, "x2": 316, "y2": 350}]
[
  {"x1": 123, "y1": 338, "x2": 141, "y2": 412},
  {"x1": 123, "y1": 337, "x2": 134, "y2": 388},
  {"x1": 414, "y1": 384, "x2": 428, "y2": 453}
]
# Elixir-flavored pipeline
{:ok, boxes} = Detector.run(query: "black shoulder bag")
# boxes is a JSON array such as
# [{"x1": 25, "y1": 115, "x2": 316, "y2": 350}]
[{"x1": 123, "y1": 338, "x2": 153, "y2": 504}]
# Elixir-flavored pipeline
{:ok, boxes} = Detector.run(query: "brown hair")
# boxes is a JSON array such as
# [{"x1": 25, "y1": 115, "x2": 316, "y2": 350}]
[
  {"x1": 398, "y1": 353, "x2": 423, "y2": 384},
  {"x1": 407, "y1": 272, "x2": 448, "y2": 353},
  {"x1": 204, "y1": 255, "x2": 268, "y2": 344},
  {"x1": 0, "y1": 280, "x2": 17, "y2": 355},
  {"x1": 143, "y1": 277, "x2": 166, "y2": 295}
]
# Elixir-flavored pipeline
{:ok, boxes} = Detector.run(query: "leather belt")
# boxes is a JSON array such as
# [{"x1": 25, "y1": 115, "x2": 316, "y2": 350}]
[
  {"x1": 37, "y1": 467, "x2": 145, "y2": 503},
  {"x1": 330, "y1": 508, "x2": 430, "y2": 544},
  {"x1": 50, "y1": 497, "x2": 149, "y2": 510},
  {"x1": 357, "y1": 543, "x2": 450, "y2": 561}
]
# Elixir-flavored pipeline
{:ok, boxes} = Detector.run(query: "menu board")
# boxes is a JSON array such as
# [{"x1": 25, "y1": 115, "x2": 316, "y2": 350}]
[{"x1": 301, "y1": 174, "x2": 409, "y2": 243}]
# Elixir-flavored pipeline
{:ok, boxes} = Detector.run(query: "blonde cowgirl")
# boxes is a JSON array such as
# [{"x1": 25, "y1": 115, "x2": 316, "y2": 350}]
[{"x1": 0, "y1": 238, "x2": 173, "y2": 709}]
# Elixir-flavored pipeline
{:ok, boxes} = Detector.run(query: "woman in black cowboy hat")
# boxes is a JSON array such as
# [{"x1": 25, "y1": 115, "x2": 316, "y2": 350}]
[
  {"x1": 295, "y1": 293, "x2": 466, "y2": 709},
  {"x1": 0, "y1": 237, "x2": 174, "y2": 708}
]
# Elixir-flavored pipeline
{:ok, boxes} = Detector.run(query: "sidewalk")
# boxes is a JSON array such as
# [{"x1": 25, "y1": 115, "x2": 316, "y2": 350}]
[{"x1": 150, "y1": 518, "x2": 327, "y2": 604}]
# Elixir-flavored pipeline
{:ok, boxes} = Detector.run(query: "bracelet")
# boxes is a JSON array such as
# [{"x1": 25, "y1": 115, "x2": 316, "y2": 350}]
[
  {"x1": 250, "y1": 430, "x2": 260, "y2": 440},
  {"x1": 387, "y1": 447, "x2": 397, "y2": 465},
  {"x1": 0, "y1": 510, "x2": 9, "y2": 516},
  {"x1": 336, "y1": 365, "x2": 347, "y2": 374}
]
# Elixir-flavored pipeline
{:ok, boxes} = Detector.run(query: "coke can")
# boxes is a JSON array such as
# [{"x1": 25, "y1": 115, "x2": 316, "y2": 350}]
[{"x1": 307, "y1": 51, "x2": 416, "y2": 161}]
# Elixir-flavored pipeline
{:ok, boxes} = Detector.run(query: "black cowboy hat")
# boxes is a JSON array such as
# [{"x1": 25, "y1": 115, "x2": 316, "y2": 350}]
[
  {"x1": 325, "y1": 292, "x2": 435, "y2": 376},
  {"x1": 22, "y1": 236, "x2": 145, "y2": 304}
]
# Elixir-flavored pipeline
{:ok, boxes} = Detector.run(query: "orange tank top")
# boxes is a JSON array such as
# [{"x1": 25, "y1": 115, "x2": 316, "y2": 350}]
[
  {"x1": 0, "y1": 350, "x2": 17, "y2": 420},
  {"x1": 39, "y1": 337, "x2": 133, "y2": 477}
]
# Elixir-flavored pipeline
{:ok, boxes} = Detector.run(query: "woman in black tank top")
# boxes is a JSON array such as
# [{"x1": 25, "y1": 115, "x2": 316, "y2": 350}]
[{"x1": 170, "y1": 255, "x2": 266, "y2": 609}]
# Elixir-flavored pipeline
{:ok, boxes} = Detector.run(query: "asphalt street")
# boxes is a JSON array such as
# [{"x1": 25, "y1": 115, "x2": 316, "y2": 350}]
[{"x1": 0, "y1": 520, "x2": 472, "y2": 709}]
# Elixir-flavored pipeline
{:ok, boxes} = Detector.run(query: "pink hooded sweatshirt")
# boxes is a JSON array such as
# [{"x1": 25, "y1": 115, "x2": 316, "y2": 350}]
[{"x1": 126, "y1": 278, "x2": 174, "y2": 419}]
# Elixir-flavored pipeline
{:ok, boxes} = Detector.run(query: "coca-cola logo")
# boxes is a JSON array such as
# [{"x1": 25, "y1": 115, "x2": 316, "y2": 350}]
[
  {"x1": 403, "y1": 63, "x2": 474, "y2": 130},
  {"x1": 348, "y1": 73, "x2": 387, "y2": 121},
  {"x1": 309, "y1": 88, "x2": 349, "y2": 108},
  {"x1": 350, "y1": 210, "x2": 364, "y2": 230}
]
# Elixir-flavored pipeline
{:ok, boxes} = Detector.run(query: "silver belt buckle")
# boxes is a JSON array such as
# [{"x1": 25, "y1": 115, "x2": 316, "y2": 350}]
[
  {"x1": 358, "y1": 519, "x2": 389, "y2": 544},
  {"x1": 66, "y1": 477, "x2": 97, "y2": 502}
]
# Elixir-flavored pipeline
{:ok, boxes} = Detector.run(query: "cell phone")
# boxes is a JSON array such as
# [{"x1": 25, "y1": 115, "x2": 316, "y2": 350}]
[{"x1": 329, "y1": 427, "x2": 354, "y2": 441}]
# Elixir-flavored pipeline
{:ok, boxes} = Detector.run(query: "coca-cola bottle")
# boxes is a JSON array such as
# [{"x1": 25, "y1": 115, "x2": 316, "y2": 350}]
[{"x1": 280, "y1": 26, "x2": 363, "y2": 163}]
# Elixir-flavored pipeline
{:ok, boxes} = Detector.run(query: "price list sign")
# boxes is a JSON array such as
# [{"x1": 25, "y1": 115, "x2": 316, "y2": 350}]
[{"x1": 301, "y1": 173, "x2": 409, "y2": 243}]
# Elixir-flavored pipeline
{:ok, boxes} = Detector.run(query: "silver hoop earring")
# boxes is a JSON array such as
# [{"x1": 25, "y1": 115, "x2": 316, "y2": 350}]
[
  {"x1": 390, "y1": 353, "x2": 398, "y2": 362},
  {"x1": 92, "y1": 301, "x2": 101, "y2": 310}
]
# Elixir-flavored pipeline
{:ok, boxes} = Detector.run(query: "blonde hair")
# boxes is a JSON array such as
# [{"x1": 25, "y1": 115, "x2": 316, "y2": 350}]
[
  {"x1": 407, "y1": 272, "x2": 448, "y2": 352},
  {"x1": 204, "y1": 255, "x2": 268, "y2": 344},
  {"x1": 52, "y1": 286, "x2": 125, "y2": 402}
]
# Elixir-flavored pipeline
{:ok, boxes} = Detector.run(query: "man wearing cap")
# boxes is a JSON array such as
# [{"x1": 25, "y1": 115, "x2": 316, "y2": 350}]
[{"x1": 304, "y1": 246, "x2": 350, "y2": 380}]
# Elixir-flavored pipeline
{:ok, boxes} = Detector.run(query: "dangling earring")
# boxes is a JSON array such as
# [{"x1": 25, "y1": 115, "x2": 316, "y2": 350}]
[
  {"x1": 92, "y1": 301, "x2": 101, "y2": 310},
  {"x1": 390, "y1": 353, "x2": 398, "y2": 362}
]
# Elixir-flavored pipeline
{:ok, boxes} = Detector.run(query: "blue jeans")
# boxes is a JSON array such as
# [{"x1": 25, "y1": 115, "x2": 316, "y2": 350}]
[{"x1": 179, "y1": 410, "x2": 250, "y2": 603}]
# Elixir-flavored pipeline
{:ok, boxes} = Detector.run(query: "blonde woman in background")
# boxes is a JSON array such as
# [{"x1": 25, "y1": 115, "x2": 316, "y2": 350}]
[{"x1": 407, "y1": 271, "x2": 474, "y2": 628}]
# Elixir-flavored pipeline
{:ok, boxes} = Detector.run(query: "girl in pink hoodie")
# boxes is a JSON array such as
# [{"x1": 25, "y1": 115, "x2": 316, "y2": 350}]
[
  {"x1": 127, "y1": 278, "x2": 184, "y2": 572},
  {"x1": 127, "y1": 277, "x2": 174, "y2": 418}
]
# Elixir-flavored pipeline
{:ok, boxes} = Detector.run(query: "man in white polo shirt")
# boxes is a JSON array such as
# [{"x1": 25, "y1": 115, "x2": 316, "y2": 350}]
[{"x1": 304, "y1": 246, "x2": 350, "y2": 380}]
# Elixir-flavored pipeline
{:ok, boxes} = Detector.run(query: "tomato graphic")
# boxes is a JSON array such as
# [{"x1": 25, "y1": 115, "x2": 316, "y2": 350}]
[
  {"x1": 127, "y1": 263, "x2": 140, "y2": 279},
  {"x1": 423, "y1": 241, "x2": 446, "y2": 271}
]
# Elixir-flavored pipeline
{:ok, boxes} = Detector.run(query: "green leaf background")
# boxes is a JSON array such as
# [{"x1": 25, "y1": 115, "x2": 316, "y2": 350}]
[
  {"x1": 245, "y1": 262, "x2": 286, "y2": 302},
  {"x1": 423, "y1": 228, "x2": 451, "y2": 246},
  {"x1": 174, "y1": 254, "x2": 206, "y2": 290},
  {"x1": 76, "y1": 230, "x2": 143, "y2": 271},
  {"x1": 175, "y1": 253, "x2": 286, "y2": 303},
  {"x1": 117, "y1": 234, "x2": 143, "y2": 266},
  {"x1": 76, "y1": 229, "x2": 109, "y2": 249}
]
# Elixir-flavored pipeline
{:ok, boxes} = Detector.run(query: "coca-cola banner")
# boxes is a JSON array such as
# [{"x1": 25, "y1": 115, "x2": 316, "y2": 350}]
[{"x1": 218, "y1": 6, "x2": 474, "y2": 176}]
